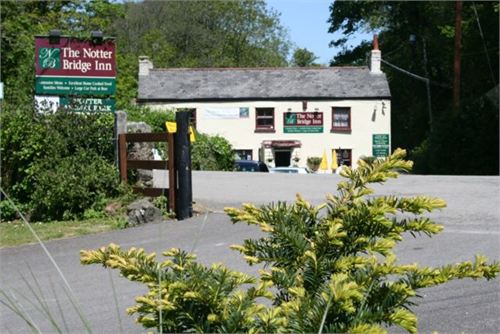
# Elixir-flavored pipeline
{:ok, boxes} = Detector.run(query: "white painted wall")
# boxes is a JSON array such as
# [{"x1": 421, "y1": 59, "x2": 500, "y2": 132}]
[{"x1": 144, "y1": 99, "x2": 391, "y2": 170}]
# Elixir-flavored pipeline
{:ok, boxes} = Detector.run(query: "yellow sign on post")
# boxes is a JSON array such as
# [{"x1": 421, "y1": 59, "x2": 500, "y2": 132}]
[{"x1": 166, "y1": 121, "x2": 196, "y2": 142}]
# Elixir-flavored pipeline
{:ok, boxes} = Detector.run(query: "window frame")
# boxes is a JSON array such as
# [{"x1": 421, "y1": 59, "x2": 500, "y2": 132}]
[
  {"x1": 333, "y1": 148, "x2": 352, "y2": 167},
  {"x1": 255, "y1": 107, "x2": 276, "y2": 133},
  {"x1": 331, "y1": 107, "x2": 351, "y2": 132},
  {"x1": 234, "y1": 149, "x2": 253, "y2": 161}
]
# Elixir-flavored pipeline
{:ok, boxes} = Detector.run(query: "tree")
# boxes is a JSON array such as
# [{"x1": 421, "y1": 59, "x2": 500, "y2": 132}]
[
  {"x1": 108, "y1": 0, "x2": 291, "y2": 106},
  {"x1": 291, "y1": 48, "x2": 319, "y2": 67},
  {"x1": 327, "y1": 2, "x2": 499, "y2": 174},
  {"x1": 330, "y1": 41, "x2": 371, "y2": 66}
]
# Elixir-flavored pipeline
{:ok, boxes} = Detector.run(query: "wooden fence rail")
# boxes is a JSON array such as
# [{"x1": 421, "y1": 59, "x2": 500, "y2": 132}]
[{"x1": 118, "y1": 132, "x2": 176, "y2": 212}]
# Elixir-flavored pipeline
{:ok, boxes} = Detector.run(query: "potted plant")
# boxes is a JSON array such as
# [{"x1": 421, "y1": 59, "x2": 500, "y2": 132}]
[{"x1": 307, "y1": 156, "x2": 322, "y2": 172}]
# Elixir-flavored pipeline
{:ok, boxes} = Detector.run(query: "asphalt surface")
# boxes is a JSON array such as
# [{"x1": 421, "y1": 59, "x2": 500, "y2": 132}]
[{"x1": 1, "y1": 172, "x2": 499, "y2": 333}]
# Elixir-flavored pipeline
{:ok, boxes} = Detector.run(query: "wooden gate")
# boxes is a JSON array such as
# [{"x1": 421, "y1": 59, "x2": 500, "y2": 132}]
[{"x1": 118, "y1": 132, "x2": 176, "y2": 212}]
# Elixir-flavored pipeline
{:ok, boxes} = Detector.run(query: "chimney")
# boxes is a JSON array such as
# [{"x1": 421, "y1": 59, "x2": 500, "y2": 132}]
[
  {"x1": 369, "y1": 34, "x2": 381, "y2": 74},
  {"x1": 139, "y1": 56, "x2": 153, "y2": 76}
]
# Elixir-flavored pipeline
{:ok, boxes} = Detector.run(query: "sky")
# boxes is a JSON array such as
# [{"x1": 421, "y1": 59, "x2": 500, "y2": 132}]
[{"x1": 266, "y1": 0, "x2": 373, "y2": 65}]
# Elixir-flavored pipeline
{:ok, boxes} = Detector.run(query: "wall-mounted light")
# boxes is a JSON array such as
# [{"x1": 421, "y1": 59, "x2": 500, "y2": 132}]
[
  {"x1": 49, "y1": 29, "x2": 61, "y2": 44},
  {"x1": 91, "y1": 30, "x2": 103, "y2": 45},
  {"x1": 302, "y1": 101, "x2": 307, "y2": 111}
]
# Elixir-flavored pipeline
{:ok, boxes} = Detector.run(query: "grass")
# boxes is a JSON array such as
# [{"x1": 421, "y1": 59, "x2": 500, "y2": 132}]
[{"x1": 0, "y1": 217, "x2": 127, "y2": 248}]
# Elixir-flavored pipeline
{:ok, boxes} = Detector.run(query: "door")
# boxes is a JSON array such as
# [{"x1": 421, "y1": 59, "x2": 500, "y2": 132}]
[{"x1": 274, "y1": 149, "x2": 291, "y2": 167}]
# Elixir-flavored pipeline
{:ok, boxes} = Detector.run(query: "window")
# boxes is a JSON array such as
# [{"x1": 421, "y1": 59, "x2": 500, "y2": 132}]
[
  {"x1": 255, "y1": 108, "x2": 275, "y2": 132},
  {"x1": 333, "y1": 148, "x2": 352, "y2": 167},
  {"x1": 234, "y1": 149, "x2": 253, "y2": 160},
  {"x1": 331, "y1": 107, "x2": 351, "y2": 131}
]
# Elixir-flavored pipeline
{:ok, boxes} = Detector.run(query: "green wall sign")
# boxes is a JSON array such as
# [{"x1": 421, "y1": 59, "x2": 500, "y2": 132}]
[
  {"x1": 372, "y1": 146, "x2": 390, "y2": 157},
  {"x1": 372, "y1": 134, "x2": 390, "y2": 157},
  {"x1": 284, "y1": 112, "x2": 324, "y2": 133},
  {"x1": 373, "y1": 134, "x2": 390, "y2": 145}
]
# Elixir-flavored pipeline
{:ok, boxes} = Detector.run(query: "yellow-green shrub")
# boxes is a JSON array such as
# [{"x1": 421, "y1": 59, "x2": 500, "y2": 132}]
[{"x1": 81, "y1": 149, "x2": 499, "y2": 333}]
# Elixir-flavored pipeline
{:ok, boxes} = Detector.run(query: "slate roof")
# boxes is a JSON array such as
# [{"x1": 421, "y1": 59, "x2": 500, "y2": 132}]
[{"x1": 138, "y1": 67, "x2": 390, "y2": 101}]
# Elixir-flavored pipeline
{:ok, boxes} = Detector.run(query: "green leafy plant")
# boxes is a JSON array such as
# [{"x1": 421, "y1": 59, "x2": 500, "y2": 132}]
[
  {"x1": 30, "y1": 150, "x2": 120, "y2": 221},
  {"x1": 191, "y1": 133, "x2": 235, "y2": 171},
  {"x1": 81, "y1": 149, "x2": 499, "y2": 333},
  {"x1": 125, "y1": 106, "x2": 176, "y2": 132},
  {"x1": 0, "y1": 104, "x2": 119, "y2": 221},
  {"x1": 307, "y1": 156, "x2": 322, "y2": 172},
  {"x1": 152, "y1": 195, "x2": 175, "y2": 218}
]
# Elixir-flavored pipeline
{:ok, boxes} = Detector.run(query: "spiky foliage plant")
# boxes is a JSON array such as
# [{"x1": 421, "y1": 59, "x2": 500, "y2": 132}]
[{"x1": 81, "y1": 149, "x2": 499, "y2": 333}]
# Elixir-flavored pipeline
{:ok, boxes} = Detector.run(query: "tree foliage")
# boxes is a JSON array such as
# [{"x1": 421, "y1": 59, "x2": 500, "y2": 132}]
[
  {"x1": 328, "y1": 1, "x2": 499, "y2": 175},
  {"x1": 291, "y1": 48, "x2": 319, "y2": 67},
  {"x1": 81, "y1": 150, "x2": 499, "y2": 333}
]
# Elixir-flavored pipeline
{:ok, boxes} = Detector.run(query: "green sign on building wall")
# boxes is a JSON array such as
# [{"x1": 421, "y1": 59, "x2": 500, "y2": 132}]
[
  {"x1": 372, "y1": 134, "x2": 390, "y2": 157},
  {"x1": 284, "y1": 112, "x2": 323, "y2": 133}
]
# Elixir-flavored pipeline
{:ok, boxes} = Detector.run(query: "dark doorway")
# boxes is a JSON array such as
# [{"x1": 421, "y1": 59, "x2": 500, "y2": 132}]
[{"x1": 274, "y1": 150, "x2": 291, "y2": 167}]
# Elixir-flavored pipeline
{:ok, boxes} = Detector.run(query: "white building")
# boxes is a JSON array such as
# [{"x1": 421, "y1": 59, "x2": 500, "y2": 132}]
[{"x1": 137, "y1": 38, "x2": 390, "y2": 170}]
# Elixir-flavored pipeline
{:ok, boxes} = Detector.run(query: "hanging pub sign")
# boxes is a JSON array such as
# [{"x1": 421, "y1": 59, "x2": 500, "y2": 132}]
[
  {"x1": 35, "y1": 36, "x2": 116, "y2": 96},
  {"x1": 284, "y1": 112, "x2": 323, "y2": 133}
]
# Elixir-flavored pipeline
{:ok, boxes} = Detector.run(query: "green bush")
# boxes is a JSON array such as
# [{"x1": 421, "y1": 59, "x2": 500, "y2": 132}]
[
  {"x1": 81, "y1": 149, "x2": 499, "y2": 333},
  {"x1": 0, "y1": 200, "x2": 21, "y2": 221},
  {"x1": 191, "y1": 133, "x2": 235, "y2": 171},
  {"x1": 0, "y1": 104, "x2": 118, "y2": 221},
  {"x1": 125, "y1": 105, "x2": 175, "y2": 132},
  {"x1": 30, "y1": 151, "x2": 120, "y2": 221}
]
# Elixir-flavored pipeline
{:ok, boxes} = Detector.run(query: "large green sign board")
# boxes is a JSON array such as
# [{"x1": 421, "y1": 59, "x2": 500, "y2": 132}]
[{"x1": 35, "y1": 36, "x2": 116, "y2": 101}]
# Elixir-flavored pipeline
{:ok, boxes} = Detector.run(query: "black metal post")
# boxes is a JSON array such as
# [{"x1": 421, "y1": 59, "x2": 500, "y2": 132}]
[{"x1": 175, "y1": 111, "x2": 193, "y2": 220}]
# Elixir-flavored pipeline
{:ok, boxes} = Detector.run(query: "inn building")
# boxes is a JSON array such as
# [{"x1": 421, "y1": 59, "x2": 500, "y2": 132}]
[{"x1": 137, "y1": 38, "x2": 391, "y2": 170}]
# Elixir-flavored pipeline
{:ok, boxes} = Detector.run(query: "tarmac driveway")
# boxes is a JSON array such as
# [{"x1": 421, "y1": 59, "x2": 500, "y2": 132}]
[{"x1": 1, "y1": 172, "x2": 499, "y2": 333}]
